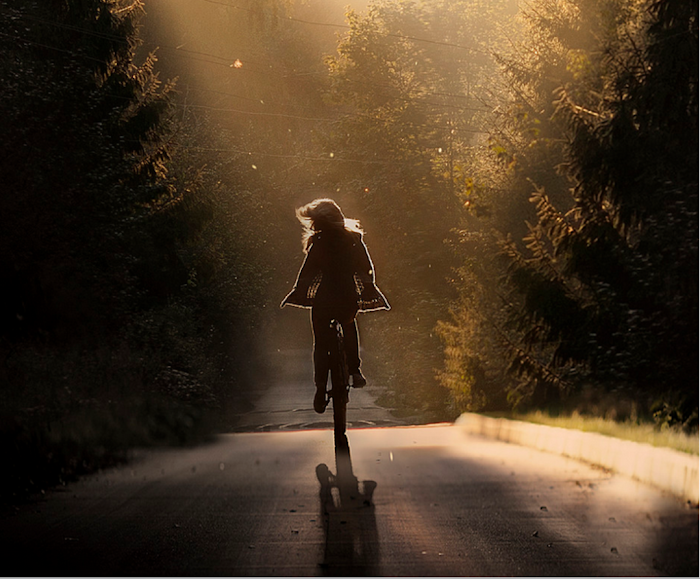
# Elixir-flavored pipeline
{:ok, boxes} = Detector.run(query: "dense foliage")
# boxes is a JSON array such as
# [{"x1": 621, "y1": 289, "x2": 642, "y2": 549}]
[
  {"x1": 317, "y1": 0, "x2": 517, "y2": 417},
  {"x1": 0, "y1": 0, "x2": 266, "y2": 499},
  {"x1": 439, "y1": 0, "x2": 698, "y2": 429}
]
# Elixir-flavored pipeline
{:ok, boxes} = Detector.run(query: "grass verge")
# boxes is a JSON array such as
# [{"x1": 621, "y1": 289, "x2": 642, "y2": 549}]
[{"x1": 510, "y1": 410, "x2": 699, "y2": 455}]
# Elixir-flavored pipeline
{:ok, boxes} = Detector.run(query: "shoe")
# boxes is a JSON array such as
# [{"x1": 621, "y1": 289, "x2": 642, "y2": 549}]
[
  {"x1": 351, "y1": 371, "x2": 367, "y2": 388},
  {"x1": 314, "y1": 387, "x2": 327, "y2": 414}
]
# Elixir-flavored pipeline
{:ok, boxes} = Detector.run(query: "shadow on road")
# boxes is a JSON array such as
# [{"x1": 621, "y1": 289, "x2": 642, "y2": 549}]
[{"x1": 316, "y1": 434, "x2": 379, "y2": 576}]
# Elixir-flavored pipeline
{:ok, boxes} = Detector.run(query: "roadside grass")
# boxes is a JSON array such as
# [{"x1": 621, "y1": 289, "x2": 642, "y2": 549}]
[{"x1": 511, "y1": 410, "x2": 699, "y2": 455}]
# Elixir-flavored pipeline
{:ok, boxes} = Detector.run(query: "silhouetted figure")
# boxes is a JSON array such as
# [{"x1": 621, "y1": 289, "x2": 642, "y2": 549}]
[
  {"x1": 316, "y1": 435, "x2": 379, "y2": 575},
  {"x1": 281, "y1": 199, "x2": 389, "y2": 413}
]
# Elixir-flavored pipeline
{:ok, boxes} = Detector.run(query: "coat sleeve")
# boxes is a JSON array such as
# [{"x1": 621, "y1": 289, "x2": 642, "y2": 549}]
[
  {"x1": 355, "y1": 237, "x2": 375, "y2": 284},
  {"x1": 280, "y1": 241, "x2": 322, "y2": 308},
  {"x1": 353, "y1": 234, "x2": 390, "y2": 311}
]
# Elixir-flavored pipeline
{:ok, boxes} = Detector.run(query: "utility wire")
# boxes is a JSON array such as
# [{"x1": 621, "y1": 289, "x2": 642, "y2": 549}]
[
  {"x1": 186, "y1": 145, "x2": 389, "y2": 164},
  {"x1": 199, "y1": 0, "x2": 490, "y2": 54},
  {"x1": 0, "y1": 28, "x2": 490, "y2": 133},
  {"x1": 1, "y1": 6, "x2": 492, "y2": 111},
  {"x1": 1, "y1": 16, "x2": 492, "y2": 116},
  {"x1": 0, "y1": 29, "x2": 108, "y2": 64},
  {"x1": 0, "y1": 7, "x2": 493, "y2": 133},
  {"x1": 176, "y1": 100, "x2": 489, "y2": 134}
]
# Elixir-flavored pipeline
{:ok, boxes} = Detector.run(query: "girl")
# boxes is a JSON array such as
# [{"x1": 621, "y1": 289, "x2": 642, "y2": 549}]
[{"x1": 281, "y1": 198, "x2": 390, "y2": 414}]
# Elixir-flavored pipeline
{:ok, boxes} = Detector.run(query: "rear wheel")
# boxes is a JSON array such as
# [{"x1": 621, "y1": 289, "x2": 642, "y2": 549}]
[
  {"x1": 332, "y1": 392, "x2": 347, "y2": 440},
  {"x1": 330, "y1": 321, "x2": 349, "y2": 440}
]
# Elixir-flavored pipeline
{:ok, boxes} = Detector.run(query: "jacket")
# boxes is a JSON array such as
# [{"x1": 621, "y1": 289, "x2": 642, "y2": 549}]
[{"x1": 280, "y1": 229, "x2": 390, "y2": 312}]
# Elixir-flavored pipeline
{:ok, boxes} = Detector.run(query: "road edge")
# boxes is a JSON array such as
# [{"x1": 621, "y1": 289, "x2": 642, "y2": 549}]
[{"x1": 455, "y1": 413, "x2": 699, "y2": 505}]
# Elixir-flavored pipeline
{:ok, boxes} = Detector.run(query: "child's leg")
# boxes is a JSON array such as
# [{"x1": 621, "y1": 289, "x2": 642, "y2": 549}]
[
  {"x1": 311, "y1": 307, "x2": 333, "y2": 388},
  {"x1": 339, "y1": 307, "x2": 361, "y2": 373}
]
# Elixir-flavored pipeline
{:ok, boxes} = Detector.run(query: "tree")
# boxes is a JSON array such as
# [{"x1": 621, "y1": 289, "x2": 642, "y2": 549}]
[
  {"x1": 320, "y1": 0, "x2": 516, "y2": 417},
  {"x1": 0, "y1": 0, "x2": 238, "y2": 496},
  {"x1": 0, "y1": 0, "x2": 179, "y2": 340},
  {"x1": 440, "y1": 0, "x2": 698, "y2": 427}
]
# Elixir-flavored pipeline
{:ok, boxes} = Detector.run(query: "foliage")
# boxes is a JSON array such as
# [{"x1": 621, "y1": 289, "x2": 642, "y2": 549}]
[
  {"x1": 0, "y1": 341, "x2": 216, "y2": 501},
  {"x1": 0, "y1": 0, "x2": 268, "y2": 499},
  {"x1": 1, "y1": 0, "x2": 176, "y2": 341},
  {"x1": 441, "y1": 0, "x2": 698, "y2": 427},
  {"x1": 319, "y1": 0, "x2": 517, "y2": 418},
  {"x1": 515, "y1": 410, "x2": 698, "y2": 455}
]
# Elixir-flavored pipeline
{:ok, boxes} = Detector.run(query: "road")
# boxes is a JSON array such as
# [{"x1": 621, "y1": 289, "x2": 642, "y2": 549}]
[
  {"x1": 2, "y1": 350, "x2": 697, "y2": 576},
  {"x1": 227, "y1": 348, "x2": 408, "y2": 433}
]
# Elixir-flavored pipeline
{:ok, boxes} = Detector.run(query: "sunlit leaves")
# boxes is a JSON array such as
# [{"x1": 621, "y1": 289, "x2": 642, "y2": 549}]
[
  {"x1": 442, "y1": 0, "x2": 698, "y2": 423},
  {"x1": 320, "y1": 1, "x2": 520, "y2": 416}
]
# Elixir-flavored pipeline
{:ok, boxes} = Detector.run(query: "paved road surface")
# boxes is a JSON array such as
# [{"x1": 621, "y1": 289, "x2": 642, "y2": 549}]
[
  {"x1": 3, "y1": 426, "x2": 697, "y2": 576},
  {"x1": 227, "y1": 348, "x2": 407, "y2": 432},
  {"x1": 2, "y1": 350, "x2": 697, "y2": 576}
]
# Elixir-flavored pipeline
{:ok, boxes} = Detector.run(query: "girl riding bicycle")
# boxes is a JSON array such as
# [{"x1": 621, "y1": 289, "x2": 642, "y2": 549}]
[{"x1": 281, "y1": 198, "x2": 390, "y2": 414}]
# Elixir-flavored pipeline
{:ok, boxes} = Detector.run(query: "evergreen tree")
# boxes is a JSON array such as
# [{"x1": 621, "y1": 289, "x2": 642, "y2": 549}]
[
  {"x1": 0, "y1": 0, "x2": 179, "y2": 340},
  {"x1": 0, "y1": 0, "x2": 234, "y2": 497},
  {"x1": 441, "y1": 0, "x2": 698, "y2": 426},
  {"x1": 322, "y1": 0, "x2": 515, "y2": 417}
]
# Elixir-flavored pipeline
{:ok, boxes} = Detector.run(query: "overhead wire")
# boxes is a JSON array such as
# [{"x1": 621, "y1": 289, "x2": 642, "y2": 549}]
[
  {"x1": 0, "y1": 4, "x2": 493, "y2": 115},
  {"x1": 199, "y1": 0, "x2": 491, "y2": 54},
  {"x1": 182, "y1": 145, "x2": 391, "y2": 165},
  {"x1": 0, "y1": 27, "x2": 491, "y2": 136},
  {"x1": 0, "y1": 4, "x2": 492, "y2": 157},
  {"x1": 0, "y1": 18, "x2": 489, "y2": 129},
  {"x1": 175, "y1": 100, "x2": 489, "y2": 136},
  {"x1": 0, "y1": 29, "x2": 109, "y2": 65}
]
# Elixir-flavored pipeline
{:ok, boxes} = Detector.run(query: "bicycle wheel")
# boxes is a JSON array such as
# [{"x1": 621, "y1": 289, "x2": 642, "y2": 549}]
[{"x1": 329, "y1": 320, "x2": 350, "y2": 439}]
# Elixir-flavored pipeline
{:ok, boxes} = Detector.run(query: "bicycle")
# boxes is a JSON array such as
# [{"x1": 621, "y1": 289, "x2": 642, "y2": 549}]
[{"x1": 326, "y1": 319, "x2": 351, "y2": 441}]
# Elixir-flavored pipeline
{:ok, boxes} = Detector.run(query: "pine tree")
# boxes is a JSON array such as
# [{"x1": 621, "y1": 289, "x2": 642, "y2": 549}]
[
  {"x1": 0, "y1": 0, "x2": 179, "y2": 339},
  {"x1": 441, "y1": 0, "x2": 698, "y2": 426}
]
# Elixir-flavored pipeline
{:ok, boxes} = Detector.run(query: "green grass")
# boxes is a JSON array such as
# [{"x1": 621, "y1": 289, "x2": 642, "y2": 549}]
[{"x1": 511, "y1": 411, "x2": 699, "y2": 455}]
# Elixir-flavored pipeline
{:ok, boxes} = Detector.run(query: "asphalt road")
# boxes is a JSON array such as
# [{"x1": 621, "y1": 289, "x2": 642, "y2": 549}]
[
  {"x1": 227, "y1": 348, "x2": 407, "y2": 433},
  {"x1": 2, "y1": 350, "x2": 697, "y2": 576}
]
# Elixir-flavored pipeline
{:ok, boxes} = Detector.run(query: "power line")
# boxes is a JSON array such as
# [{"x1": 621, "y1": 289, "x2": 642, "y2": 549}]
[
  {"x1": 180, "y1": 144, "x2": 487, "y2": 166},
  {"x1": 1, "y1": 5, "x2": 492, "y2": 112},
  {"x1": 0, "y1": 19, "x2": 489, "y2": 125},
  {"x1": 0, "y1": 29, "x2": 108, "y2": 64},
  {"x1": 0, "y1": 28, "x2": 490, "y2": 131},
  {"x1": 186, "y1": 145, "x2": 388, "y2": 164},
  {"x1": 179, "y1": 102, "x2": 343, "y2": 123},
  {"x1": 0, "y1": 6, "x2": 276, "y2": 68},
  {"x1": 175, "y1": 99, "x2": 489, "y2": 134},
  {"x1": 0, "y1": 37, "x2": 488, "y2": 162},
  {"x1": 199, "y1": 0, "x2": 490, "y2": 54},
  {"x1": 0, "y1": 6, "x2": 493, "y2": 132},
  {"x1": 174, "y1": 83, "x2": 491, "y2": 118}
]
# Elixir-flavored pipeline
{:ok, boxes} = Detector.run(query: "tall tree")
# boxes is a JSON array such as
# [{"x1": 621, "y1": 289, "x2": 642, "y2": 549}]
[
  {"x1": 440, "y1": 0, "x2": 698, "y2": 427},
  {"x1": 0, "y1": 0, "x2": 179, "y2": 340},
  {"x1": 0, "y1": 0, "x2": 231, "y2": 491},
  {"x1": 321, "y1": 0, "x2": 515, "y2": 417}
]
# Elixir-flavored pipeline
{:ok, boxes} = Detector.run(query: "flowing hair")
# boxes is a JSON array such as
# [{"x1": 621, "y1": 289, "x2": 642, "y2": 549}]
[{"x1": 295, "y1": 198, "x2": 363, "y2": 251}]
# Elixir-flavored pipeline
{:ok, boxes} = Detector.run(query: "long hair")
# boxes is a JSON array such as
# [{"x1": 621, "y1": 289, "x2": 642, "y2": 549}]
[{"x1": 296, "y1": 198, "x2": 363, "y2": 251}]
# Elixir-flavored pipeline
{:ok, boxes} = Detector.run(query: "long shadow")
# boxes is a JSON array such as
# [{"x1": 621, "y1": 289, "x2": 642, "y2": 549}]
[{"x1": 316, "y1": 434, "x2": 379, "y2": 576}]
